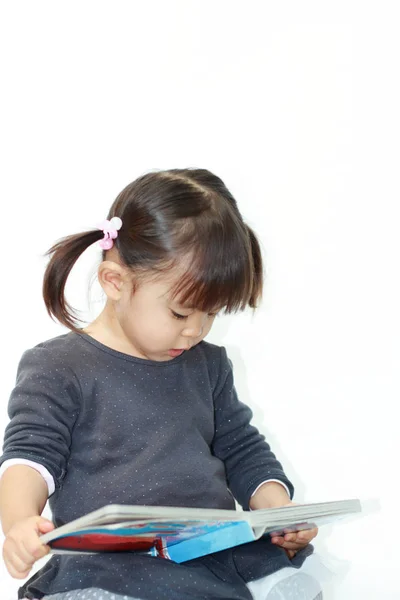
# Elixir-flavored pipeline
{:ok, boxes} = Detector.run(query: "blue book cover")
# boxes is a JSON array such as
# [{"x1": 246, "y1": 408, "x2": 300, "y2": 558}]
[{"x1": 43, "y1": 519, "x2": 257, "y2": 562}]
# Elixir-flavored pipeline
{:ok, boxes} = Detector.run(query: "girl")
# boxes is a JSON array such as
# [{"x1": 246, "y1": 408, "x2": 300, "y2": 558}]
[{"x1": 0, "y1": 169, "x2": 321, "y2": 600}]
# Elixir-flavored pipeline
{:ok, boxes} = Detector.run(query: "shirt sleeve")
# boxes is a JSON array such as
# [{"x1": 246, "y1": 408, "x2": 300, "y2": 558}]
[
  {"x1": 211, "y1": 346, "x2": 294, "y2": 510},
  {"x1": 250, "y1": 479, "x2": 291, "y2": 499},
  {"x1": 0, "y1": 458, "x2": 55, "y2": 496},
  {"x1": 0, "y1": 345, "x2": 81, "y2": 496}
]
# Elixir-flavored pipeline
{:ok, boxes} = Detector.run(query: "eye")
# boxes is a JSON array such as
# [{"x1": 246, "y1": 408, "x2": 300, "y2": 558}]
[
  {"x1": 171, "y1": 310, "x2": 219, "y2": 321},
  {"x1": 171, "y1": 310, "x2": 189, "y2": 320}
]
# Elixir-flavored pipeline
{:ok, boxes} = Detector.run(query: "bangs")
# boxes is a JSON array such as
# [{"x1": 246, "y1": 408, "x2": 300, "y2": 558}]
[{"x1": 167, "y1": 222, "x2": 255, "y2": 314}]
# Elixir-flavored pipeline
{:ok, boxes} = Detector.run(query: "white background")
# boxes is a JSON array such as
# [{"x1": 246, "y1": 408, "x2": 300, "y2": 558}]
[{"x1": 0, "y1": 1, "x2": 399, "y2": 598}]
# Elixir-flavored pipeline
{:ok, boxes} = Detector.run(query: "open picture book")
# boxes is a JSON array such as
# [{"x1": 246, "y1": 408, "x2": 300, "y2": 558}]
[{"x1": 39, "y1": 499, "x2": 361, "y2": 563}]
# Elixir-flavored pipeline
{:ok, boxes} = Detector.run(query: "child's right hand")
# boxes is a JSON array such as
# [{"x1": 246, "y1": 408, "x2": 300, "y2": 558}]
[{"x1": 2, "y1": 516, "x2": 54, "y2": 579}]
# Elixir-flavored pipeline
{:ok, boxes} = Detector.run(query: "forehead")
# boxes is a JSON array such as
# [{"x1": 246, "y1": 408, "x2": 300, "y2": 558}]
[
  {"x1": 140, "y1": 259, "x2": 223, "y2": 312},
  {"x1": 142, "y1": 266, "x2": 187, "y2": 304},
  {"x1": 156, "y1": 281, "x2": 193, "y2": 308},
  {"x1": 149, "y1": 274, "x2": 207, "y2": 310}
]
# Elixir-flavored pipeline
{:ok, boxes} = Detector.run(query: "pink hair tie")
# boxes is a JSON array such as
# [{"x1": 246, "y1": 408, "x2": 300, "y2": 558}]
[{"x1": 97, "y1": 217, "x2": 123, "y2": 250}]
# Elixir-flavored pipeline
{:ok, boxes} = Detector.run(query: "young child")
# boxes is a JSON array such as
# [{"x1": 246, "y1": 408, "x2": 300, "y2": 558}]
[{"x1": 0, "y1": 168, "x2": 321, "y2": 600}]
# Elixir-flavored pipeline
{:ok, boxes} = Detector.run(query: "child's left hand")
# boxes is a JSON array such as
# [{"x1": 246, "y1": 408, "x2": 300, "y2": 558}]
[{"x1": 270, "y1": 502, "x2": 318, "y2": 560}]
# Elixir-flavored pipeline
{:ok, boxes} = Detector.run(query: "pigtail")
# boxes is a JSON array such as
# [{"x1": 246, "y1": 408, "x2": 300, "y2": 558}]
[
  {"x1": 246, "y1": 224, "x2": 264, "y2": 309},
  {"x1": 42, "y1": 230, "x2": 103, "y2": 332}
]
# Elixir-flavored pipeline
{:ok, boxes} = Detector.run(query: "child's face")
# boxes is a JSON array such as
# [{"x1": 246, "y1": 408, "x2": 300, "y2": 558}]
[{"x1": 107, "y1": 266, "x2": 220, "y2": 362}]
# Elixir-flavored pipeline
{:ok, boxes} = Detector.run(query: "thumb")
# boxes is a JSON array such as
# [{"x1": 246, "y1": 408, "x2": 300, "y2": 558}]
[{"x1": 36, "y1": 518, "x2": 55, "y2": 533}]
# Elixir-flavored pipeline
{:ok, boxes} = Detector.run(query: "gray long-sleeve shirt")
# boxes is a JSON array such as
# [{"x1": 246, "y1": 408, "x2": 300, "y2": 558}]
[{"x1": 0, "y1": 332, "x2": 295, "y2": 598}]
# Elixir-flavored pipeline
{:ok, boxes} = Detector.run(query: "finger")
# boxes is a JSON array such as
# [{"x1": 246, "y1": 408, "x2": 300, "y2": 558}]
[
  {"x1": 308, "y1": 527, "x2": 318, "y2": 539},
  {"x1": 295, "y1": 529, "x2": 318, "y2": 543},
  {"x1": 272, "y1": 534, "x2": 310, "y2": 549},
  {"x1": 280, "y1": 540, "x2": 309, "y2": 551},
  {"x1": 28, "y1": 542, "x2": 50, "y2": 560},
  {"x1": 283, "y1": 533, "x2": 298, "y2": 543},
  {"x1": 271, "y1": 536, "x2": 285, "y2": 545},
  {"x1": 272, "y1": 539, "x2": 297, "y2": 558},
  {"x1": 3, "y1": 557, "x2": 31, "y2": 580},
  {"x1": 3, "y1": 539, "x2": 33, "y2": 565},
  {"x1": 37, "y1": 519, "x2": 55, "y2": 534},
  {"x1": 5, "y1": 552, "x2": 33, "y2": 578},
  {"x1": 272, "y1": 528, "x2": 317, "y2": 544},
  {"x1": 6, "y1": 564, "x2": 31, "y2": 579},
  {"x1": 23, "y1": 534, "x2": 50, "y2": 560}
]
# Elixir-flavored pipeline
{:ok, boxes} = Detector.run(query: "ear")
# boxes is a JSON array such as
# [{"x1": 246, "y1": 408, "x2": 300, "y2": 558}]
[{"x1": 97, "y1": 261, "x2": 130, "y2": 301}]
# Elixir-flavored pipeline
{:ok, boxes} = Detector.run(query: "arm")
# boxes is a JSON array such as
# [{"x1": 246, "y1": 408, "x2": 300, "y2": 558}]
[
  {"x1": 210, "y1": 349, "x2": 318, "y2": 555},
  {"x1": 0, "y1": 346, "x2": 81, "y2": 494},
  {"x1": 0, "y1": 465, "x2": 48, "y2": 535},
  {"x1": 0, "y1": 459, "x2": 55, "y2": 496},
  {"x1": 0, "y1": 345, "x2": 79, "y2": 578},
  {"x1": 211, "y1": 347, "x2": 294, "y2": 510},
  {"x1": 249, "y1": 480, "x2": 291, "y2": 509},
  {"x1": 0, "y1": 465, "x2": 55, "y2": 579}
]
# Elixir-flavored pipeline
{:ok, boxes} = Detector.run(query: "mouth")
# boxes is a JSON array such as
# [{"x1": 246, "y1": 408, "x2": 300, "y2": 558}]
[{"x1": 168, "y1": 348, "x2": 187, "y2": 357}]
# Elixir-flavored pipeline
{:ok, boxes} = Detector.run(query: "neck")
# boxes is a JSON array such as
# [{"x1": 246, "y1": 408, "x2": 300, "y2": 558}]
[{"x1": 83, "y1": 302, "x2": 144, "y2": 358}]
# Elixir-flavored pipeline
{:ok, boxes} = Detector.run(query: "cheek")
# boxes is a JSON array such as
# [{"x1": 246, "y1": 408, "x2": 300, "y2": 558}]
[
  {"x1": 147, "y1": 314, "x2": 177, "y2": 340},
  {"x1": 206, "y1": 317, "x2": 216, "y2": 331}
]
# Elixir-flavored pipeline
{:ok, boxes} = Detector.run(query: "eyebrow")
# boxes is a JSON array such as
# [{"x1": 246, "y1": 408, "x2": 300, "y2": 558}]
[
  {"x1": 177, "y1": 303, "x2": 222, "y2": 314},
  {"x1": 173, "y1": 303, "x2": 195, "y2": 311},
  {"x1": 160, "y1": 294, "x2": 193, "y2": 310},
  {"x1": 167, "y1": 294, "x2": 221, "y2": 313}
]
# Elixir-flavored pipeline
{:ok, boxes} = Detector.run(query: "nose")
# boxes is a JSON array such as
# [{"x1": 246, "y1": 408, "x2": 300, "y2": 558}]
[
  {"x1": 182, "y1": 317, "x2": 206, "y2": 340},
  {"x1": 182, "y1": 325, "x2": 204, "y2": 338}
]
